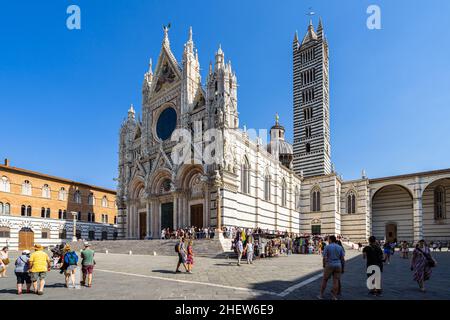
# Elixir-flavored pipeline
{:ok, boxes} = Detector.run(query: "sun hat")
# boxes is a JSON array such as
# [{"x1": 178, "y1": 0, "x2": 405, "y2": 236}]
[
  {"x1": 84, "y1": 242, "x2": 90, "y2": 247},
  {"x1": 34, "y1": 244, "x2": 43, "y2": 250},
  {"x1": 22, "y1": 250, "x2": 31, "y2": 255}
]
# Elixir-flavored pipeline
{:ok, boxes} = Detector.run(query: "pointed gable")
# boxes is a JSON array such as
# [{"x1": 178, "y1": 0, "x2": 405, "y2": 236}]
[
  {"x1": 151, "y1": 36, "x2": 182, "y2": 95},
  {"x1": 302, "y1": 21, "x2": 318, "y2": 45}
]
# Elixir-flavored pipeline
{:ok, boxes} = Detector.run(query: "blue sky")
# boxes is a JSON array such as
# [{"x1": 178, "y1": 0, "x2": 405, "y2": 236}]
[{"x1": 1, "y1": 0, "x2": 450, "y2": 189}]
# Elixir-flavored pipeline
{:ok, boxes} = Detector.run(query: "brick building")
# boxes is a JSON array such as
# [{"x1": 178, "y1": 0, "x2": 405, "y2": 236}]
[{"x1": 0, "y1": 159, "x2": 118, "y2": 250}]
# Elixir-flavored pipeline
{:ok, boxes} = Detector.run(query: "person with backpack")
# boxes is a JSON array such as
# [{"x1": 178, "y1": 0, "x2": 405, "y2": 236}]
[
  {"x1": 14, "y1": 250, "x2": 32, "y2": 295},
  {"x1": 60, "y1": 244, "x2": 79, "y2": 288},
  {"x1": 175, "y1": 237, "x2": 188, "y2": 273},
  {"x1": 363, "y1": 236, "x2": 384, "y2": 296}
]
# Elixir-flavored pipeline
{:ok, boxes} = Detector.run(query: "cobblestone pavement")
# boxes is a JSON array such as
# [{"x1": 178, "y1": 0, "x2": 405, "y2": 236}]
[{"x1": 1, "y1": 249, "x2": 449, "y2": 300}]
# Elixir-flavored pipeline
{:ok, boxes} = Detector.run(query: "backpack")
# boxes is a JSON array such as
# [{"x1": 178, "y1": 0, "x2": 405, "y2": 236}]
[
  {"x1": 64, "y1": 252, "x2": 78, "y2": 266},
  {"x1": 175, "y1": 243, "x2": 180, "y2": 253}
]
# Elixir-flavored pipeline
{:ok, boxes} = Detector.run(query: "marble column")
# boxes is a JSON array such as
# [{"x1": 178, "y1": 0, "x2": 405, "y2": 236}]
[
  {"x1": 146, "y1": 200, "x2": 151, "y2": 238},
  {"x1": 413, "y1": 197, "x2": 424, "y2": 243},
  {"x1": 173, "y1": 194, "x2": 178, "y2": 230}
]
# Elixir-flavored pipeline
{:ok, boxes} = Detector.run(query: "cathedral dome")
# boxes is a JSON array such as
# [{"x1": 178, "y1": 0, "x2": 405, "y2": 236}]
[{"x1": 278, "y1": 140, "x2": 293, "y2": 155}]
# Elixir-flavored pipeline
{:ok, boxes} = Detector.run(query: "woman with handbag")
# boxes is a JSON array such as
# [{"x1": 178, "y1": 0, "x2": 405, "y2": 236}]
[
  {"x1": 0, "y1": 247, "x2": 9, "y2": 277},
  {"x1": 411, "y1": 240, "x2": 436, "y2": 292}
]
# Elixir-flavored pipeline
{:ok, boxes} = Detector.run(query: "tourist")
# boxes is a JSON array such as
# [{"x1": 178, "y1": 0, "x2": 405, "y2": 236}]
[
  {"x1": 186, "y1": 240, "x2": 194, "y2": 274},
  {"x1": 383, "y1": 242, "x2": 391, "y2": 264},
  {"x1": 161, "y1": 228, "x2": 166, "y2": 240},
  {"x1": 411, "y1": 240, "x2": 436, "y2": 292},
  {"x1": 391, "y1": 239, "x2": 397, "y2": 255},
  {"x1": 438, "y1": 241, "x2": 442, "y2": 252},
  {"x1": 246, "y1": 238, "x2": 254, "y2": 264},
  {"x1": 236, "y1": 237, "x2": 244, "y2": 266},
  {"x1": 363, "y1": 236, "x2": 384, "y2": 296},
  {"x1": 14, "y1": 250, "x2": 32, "y2": 295},
  {"x1": 61, "y1": 244, "x2": 79, "y2": 288},
  {"x1": 0, "y1": 247, "x2": 9, "y2": 277},
  {"x1": 317, "y1": 235, "x2": 345, "y2": 300},
  {"x1": 29, "y1": 244, "x2": 51, "y2": 295},
  {"x1": 81, "y1": 242, "x2": 95, "y2": 287},
  {"x1": 175, "y1": 237, "x2": 188, "y2": 273},
  {"x1": 358, "y1": 242, "x2": 363, "y2": 252},
  {"x1": 432, "y1": 242, "x2": 438, "y2": 252},
  {"x1": 401, "y1": 241, "x2": 409, "y2": 259}
]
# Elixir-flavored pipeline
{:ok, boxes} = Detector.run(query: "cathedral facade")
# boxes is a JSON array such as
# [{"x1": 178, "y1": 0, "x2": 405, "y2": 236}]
[{"x1": 117, "y1": 21, "x2": 450, "y2": 244}]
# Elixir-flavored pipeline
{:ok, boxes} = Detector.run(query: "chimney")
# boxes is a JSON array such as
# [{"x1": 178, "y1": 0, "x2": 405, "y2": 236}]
[{"x1": 4, "y1": 159, "x2": 9, "y2": 167}]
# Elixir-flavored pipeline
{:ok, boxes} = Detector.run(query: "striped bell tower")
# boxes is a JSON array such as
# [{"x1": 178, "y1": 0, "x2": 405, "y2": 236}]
[{"x1": 293, "y1": 18, "x2": 331, "y2": 177}]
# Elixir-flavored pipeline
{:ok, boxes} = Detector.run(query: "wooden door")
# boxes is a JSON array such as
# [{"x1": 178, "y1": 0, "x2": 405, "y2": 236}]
[
  {"x1": 190, "y1": 204, "x2": 203, "y2": 228},
  {"x1": 18, "y1": 228, "x2": 34, "y2": 251},
  {"x1": 139, "y1": 212, "x2": 147, "y2": 240},
  {"x1": 385, "y1": 224, "x2": 397, "y2": 243}
]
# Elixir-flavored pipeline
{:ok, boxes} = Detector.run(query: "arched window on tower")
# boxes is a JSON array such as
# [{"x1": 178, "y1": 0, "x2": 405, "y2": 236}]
[
  {"x1": 27, "y1": 205, "x2": 32, "y2": 216},
  {"x1": 306, "y1": 143, "x2": 311, "y2": 153},
  {"x1": 434, "y1": 186, "x2": 446, "y2": 220},
  {"x1": 347, "y1": 191, "x2": 356, "y2": 214},
  {"x1": 311, "y1": 188, "x2": 321, "y2": 212}
]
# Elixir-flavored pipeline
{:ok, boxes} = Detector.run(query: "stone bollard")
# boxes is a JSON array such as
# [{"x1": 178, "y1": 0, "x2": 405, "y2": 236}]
[
  {"x1": 105, "y1": 249, "x2": 108, "y2": 254},
  {"x1": 129, "y1": 250, "x2": 132, "y2": 255},
  {"x1": 153, "y1": 251, "x2": 157, "y2": 256}
]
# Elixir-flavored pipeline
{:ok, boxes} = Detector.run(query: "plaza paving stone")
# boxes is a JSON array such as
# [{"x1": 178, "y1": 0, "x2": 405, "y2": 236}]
[{"x1": 1, "y1": 249, "x2": 449, "y2": 300}]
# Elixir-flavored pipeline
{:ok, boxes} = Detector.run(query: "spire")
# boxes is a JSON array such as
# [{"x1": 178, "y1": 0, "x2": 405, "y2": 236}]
[
  {"x1": 163, "y1": 23, "x2": 170, "y2": 47},
  {"x1": 293, "y1": 30, "x2": 298, "y2": 43},
  {"x1": 302, "y1": 20, "x2": 317, "y2": 45},
  {"x1": 128, "y1": 104, "x2": 135, "y2": 119},
  {"x1": 189, "y1": 26, "x2": 193, "y2": 42},
  {"x1": 148, "y1": 58, "x2": 153, "y2": 74},
  {"x1": 217, "y1": 44, "x2": 223, "y2": 56},
  {"x1": 275, "y1": 113, "x2": 280, "y2": 125},
  {"x1": 318, "y1": 17, "x2": 323, "y2": 30},
  {"x1": 209, "y1": 61, "x2": 213, "y2": 75},
  {"x1": 215, "y1": 44, "x2": 224, "y2": 70}
]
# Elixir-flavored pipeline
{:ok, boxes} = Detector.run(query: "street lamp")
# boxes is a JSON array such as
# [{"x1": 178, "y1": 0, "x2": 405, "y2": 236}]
[{"x1": 71, "y1": 211, "x2": 78, "y2": 242}]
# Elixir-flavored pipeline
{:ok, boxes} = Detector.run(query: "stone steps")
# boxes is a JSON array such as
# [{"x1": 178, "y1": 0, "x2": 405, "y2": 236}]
[{"x1": 68, "y1": 239, "x2": 227, "y2": 258}]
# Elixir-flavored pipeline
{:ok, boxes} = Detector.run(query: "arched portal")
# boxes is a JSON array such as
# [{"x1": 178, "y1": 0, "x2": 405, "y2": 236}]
[
  {"x1": 422, "y1": 177, "x2": 450, "y2": 241},
  {"x1": 372, "y1": 185, "x2": 413, "y2": 242}
]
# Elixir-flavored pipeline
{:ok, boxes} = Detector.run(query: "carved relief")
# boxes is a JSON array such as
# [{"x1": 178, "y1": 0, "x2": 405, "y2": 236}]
[{"x1": 155, "y1": 61, "x2": 176, "y2": 92}]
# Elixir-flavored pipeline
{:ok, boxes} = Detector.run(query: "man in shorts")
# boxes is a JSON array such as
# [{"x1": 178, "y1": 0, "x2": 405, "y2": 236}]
[
  {"x1": 318, "y1": 235, "x2": 345, "y2": 300},
  {"x1": 81, "y1": 242, "x2": 95, "y2": 287},
  {"x1": 28, "y1": 244, "x2": 51, "y2": 295}
]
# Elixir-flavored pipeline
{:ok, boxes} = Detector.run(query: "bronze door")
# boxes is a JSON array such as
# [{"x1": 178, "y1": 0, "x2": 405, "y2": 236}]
[
  {"x1": 190, "y1": 204, "x2": 203, "y2": 228},
  {"x1": 139, "y1": 212, "x2": 147, "y2": 239}
]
